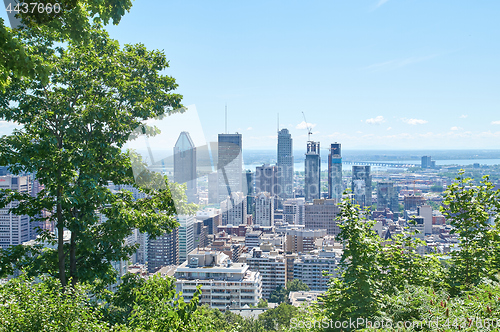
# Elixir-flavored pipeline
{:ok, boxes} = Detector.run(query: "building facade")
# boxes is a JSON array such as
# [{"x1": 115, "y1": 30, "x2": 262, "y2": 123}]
[
  {"x1": 254, "y1": 192, "x2": 274, "y2": 226},
  {"x1": 0, "y1": 175, "x2": 32, "y2": 249},
  {"x1": 376, "y1": 181, "x2": 399, "y2": 212},
  {"x1": 277, "y1": 128, "x2": 294, "y2": 199},
  {"x1": 304, "y1": 141, "x2": 321, "y2": 202},
  {"x1": 328, "y1": 143, "x2": 343, "y2": 202},
  {"x1": 147, "y1": 228, "x2": 179, "y2": 273},
  {"x1": 178, "y1": 215, "x2": 195, "y2": 264},
  {"x1": 175, "y1": 251, "x2": 262, "y2": 310},
  {"x1": 304, "y1": 199, "x2": 341, "y2": 235},
  {"x1": 221, "y1": 192, "x2": 247, "y2": 226},
  {"x1": 173, "y1": 131, "x2": 197, "y2": 204},
  {"x1": 352, "y1": 165, "x2": 372, "y2": 207},
  {"x1": 217, "y1": 133, "x2": 243, "y2": 202}
]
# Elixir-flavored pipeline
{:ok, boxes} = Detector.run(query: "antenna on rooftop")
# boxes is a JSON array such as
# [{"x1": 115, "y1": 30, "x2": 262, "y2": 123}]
[{"x1": 277, "y1": 113, "x2": 279, "y2": 133}]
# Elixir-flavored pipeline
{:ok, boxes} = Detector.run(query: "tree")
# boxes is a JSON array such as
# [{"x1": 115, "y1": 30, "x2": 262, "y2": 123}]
[
  {"x1": 441, "y1": 171, "x2": 500, "y2": 290},
  {"x1": 258, "y1": 303, "x2": 298, "y2": 331},
  {"x1": 0, "y1": 276, "x2": 120, "y2": 332},
  {"x1": 322, "y1": 196, "x2": 383, "y2": 329},
  {"x1": 286, "y1": 279, "x2": 310, "y2": 293},
  {"x1": 269, "y1": 285, "x2": 288, "y2": 304},
  {"x1": 1, "y1": 0, "x2": 133, "y2": 91},
  {"x1": 0, "y1": 24, "x2": 185, "y2": 288}
]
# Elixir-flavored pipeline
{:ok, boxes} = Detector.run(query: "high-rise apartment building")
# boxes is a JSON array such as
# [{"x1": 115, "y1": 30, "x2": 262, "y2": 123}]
[
  {"x1": 217, "y1": 133, "x2": 242, "y2": 203},
  {"x1": 304, "y1": 199, "x2": 341, "y2": 235},
  {"x1": 304, "y1": 141, "x2": 321, "y2": 202},
  {"x1": 377, "y1": 181, "x2": 399, "y2": 212},
  {"x1": 147, "y1": 228, "x2": 179, "y2": 274},
  {"x1": 293, "y1": 250, "x2": 340, "y2": 291},
  {"x1": 421, "y1": 156, "x2": 432, "y2": 168},
  {"x1": 174, "y1": 132, "x2": 197, "y2": 204},
  {"x1": 352, "y1": 166, "x2": 372, "y2": 208},
  {"x1": 0, "y1": 175, "x2": 32, "y2": 249},
  {"x1": 328, "y1": 143, "x2": 342, "y2": 202},
  {"x1": 241, "y1": 247, "x2": 287, "y2": 299},
  {"x1": 178, "y1": 215, "x2": 195, "y2": 264},
  {"x1": 277, "y1": 128, "x2": 294, "y2": 199},
  {"x1": 254, "y1": 192, "x2": 274, "y2": 226}
]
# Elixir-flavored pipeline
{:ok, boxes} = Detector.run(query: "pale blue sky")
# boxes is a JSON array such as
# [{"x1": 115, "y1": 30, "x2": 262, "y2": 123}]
[{"x1": 2, "y1": 1, "x2": 500, "y2": 150}]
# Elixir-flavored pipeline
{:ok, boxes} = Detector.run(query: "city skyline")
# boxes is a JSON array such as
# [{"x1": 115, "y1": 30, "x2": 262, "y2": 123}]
[{"x1": 2, "y1": 1, "x2": 500, "y2": 151}]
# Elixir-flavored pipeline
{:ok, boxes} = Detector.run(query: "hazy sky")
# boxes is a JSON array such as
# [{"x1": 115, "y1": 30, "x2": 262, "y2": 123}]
[{"x1": 2, "y1": 1, "x2": 500, "y2": 151}]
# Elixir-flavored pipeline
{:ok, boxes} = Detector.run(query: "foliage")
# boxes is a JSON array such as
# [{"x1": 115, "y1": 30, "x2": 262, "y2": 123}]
[
  {"x1": 322, "y1": 196, "x2": 383, "y2": 328},
  {"x1": 259, "y1": 303, "x2": 298, "y2": 331},
  {"x1": 1, "y1": 0, "x2": 133, "y2": 90},
  {"x1": 441, "y1": 171, "x2": 500, "y2": 290},
  {"x1": 269, "y1": 280, "x2": 310, "y2": 304},
  {"x1": 269, "y1": 285, "x2": 288, "y2": 304},
  {"x1": 0, "y1": 276, "x2": 121, "y2": 332},
  {"x1": 257, "y1": 298, "x2": 269, "y2": 308},
  {"x1": 0, "y1": 24, "x2": 184, "y2": 288},
  {"x1": 287, "y1": 279, "x2": 310, "y2": 292},
  {"x1": 378, "y1": 233, "x2": 445, "y2": 295},
  {"x1": 378, "y1": 280, "x2": 500, "y2": 331}
]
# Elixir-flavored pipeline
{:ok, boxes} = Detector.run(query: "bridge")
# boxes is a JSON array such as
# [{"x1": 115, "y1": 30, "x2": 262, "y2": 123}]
[{"x1": 343, "y1": 161, "x2": 418, "y2": 168}]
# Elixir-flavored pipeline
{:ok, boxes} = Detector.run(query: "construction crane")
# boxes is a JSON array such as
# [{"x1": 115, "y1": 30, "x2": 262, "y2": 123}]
[{"x1": 301, "y1": 111, "x2": 313, "y2": 142}]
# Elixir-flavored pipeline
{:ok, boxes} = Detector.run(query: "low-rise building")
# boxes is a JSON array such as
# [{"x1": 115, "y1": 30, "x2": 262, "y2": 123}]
[{"x1": 175, "y1": 250, "x2": 262, "y2": 310}]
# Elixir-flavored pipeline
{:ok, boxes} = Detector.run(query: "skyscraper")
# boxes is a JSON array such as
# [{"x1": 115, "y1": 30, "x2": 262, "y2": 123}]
[
  {"x1": 304, "y1": 141, "x2": 321, "y2": 202},
  {"x1": 173, "y1": 132, "x2": 197, "y2": 204},
  {"x1": 255, "y1": 164, "x2": 279, "y2": 196},
  {"x1": 351, "y1": 166, "x2": 372, "y2": 208},
  {"x1": 277, "y1": 128, "x2": 294, "y2": 199},
  {"x1": 328, "y1": 143, "x2": 342, "y2": 202},
  {"x1": 217, "y1": 133, "x2": 243, "y2": 203}
]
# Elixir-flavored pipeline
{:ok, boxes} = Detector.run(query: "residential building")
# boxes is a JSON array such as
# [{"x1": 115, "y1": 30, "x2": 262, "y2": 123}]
[
  {"x1": 175, "y1": 250, "x2": 262, "y2": 310},
  {"x1": 285, "y1": 228, "x2": 326, "y2": 253},
  {"x1": 221, "y1": 192, "x2": 247, "y2": 225},
  {"x1": 254, "y1": 192, "x2": 274, "y2": 226},
  {"x1": 147, "y1": 228, "x2": 179, "y2": 274},
  {"x1": 0, "y1": 175, "x2": 32, "y2": 249},
  {"x1": 241, "y1": 247, "x2": 287, "y2": 299},
  {"x1": 293, "y1": 250, "x2": 340, "y2": 291}
]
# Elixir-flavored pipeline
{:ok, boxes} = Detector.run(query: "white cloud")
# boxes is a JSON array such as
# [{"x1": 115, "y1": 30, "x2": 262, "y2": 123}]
[
  {"x1": 450, "y1": 126, "x2": 462, "y2": 131},
  {"x1": 402, "y1": 118, "x2": 428, "y2": 125},
  {"x1": 362, "y1": 54, "x2": 438, "y2": 72},
  {"x1": 365, "y1": 116, "x2": 385, "y2": 125},
  {"x1": 491, "y1": 121, "x2": 500, "y2": 125},
  {"x1": 460, "y1": 114, "x2": 468, "y2": 119},
  {"x1": 246, "y1": 127, "x2": 253, "y2": 130},
  {"x1": 296, "y1": 121, "x2": 317, "y2": 130},
  {"x1": 386, "y1": 127, "x2": 392, "y2": 131},
  {"x1": 376, "y1": 0, "x2": 389, "y2": 7}
]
